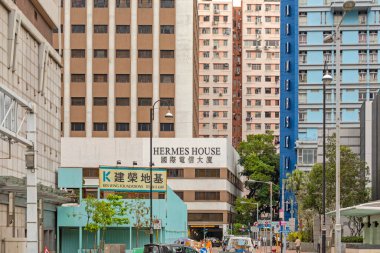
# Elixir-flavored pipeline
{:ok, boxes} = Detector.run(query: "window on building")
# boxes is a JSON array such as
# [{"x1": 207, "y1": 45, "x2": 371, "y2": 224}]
[
  {"x1": 72, "y1": 0, "x2": 85, "y2": 7},
  {"x1": 160, "y1": 98, "x2": 174, "y2": 106},
  {"x1": 255, "y1": 123, "x2": 261, "y2": 130},
  {"x1": 116, "y1": 74, "x2": 130, "y2": 83},
  {"x1": 71, "y1": 49, "x2": 85, "y2": 58},
  {"x1": 299, "y1": 32, "x2": 307, "y2": 44},
  {"x1": 188, "y1": 213, "x2": 223, "y2": 222},
  {"x1": 138, "y1": 123, "x2": 151, "y2": 131},
  {"x1": 72, "y1": 25, "x2": 85, "y2": 33},
  {"x1": 138, "y1": 98, "x2": 152, "y2": 106},
  {"x1": 116, "y1": 25, "x2": 130, "y2": 34},
  {"x1": 93, "y1": 97, "x2": 107, "y2": 106},
  {"x1": 195, "y1": 169, "x2": 220, "y2": 178},
  {"x1": 94, "y1": 0, "x2": 108, "y2": 7},
  {"x1": 83, "y1": 168, "x2": 99, "y2": 178},
  {"x1": 160, "y1": 0, "x2": 174, "y2": 8},
  {"x1": 116, "y1": 50, "x2": 130, "y2": 58},
  {"x1": 93, "y1": 123, "x2": 107, "y2": 131},
  {"x1": 359, "y1": 31, "x2": 367, "y2": 43},
  {"x1": 160, "y1": 74, "x2": 174, "y2": 83},
  {"x1": 299, "y1": 51, "x2": 307, "y2": 64},
  {"x1": 298, "y1": 149, "x2": 317, "y2": 165},
  {"x1": 116, "y1": 0, "x2": 130, "y2": 8},
  {"x1": 255, "y1": 100, "x2": 261, "y2": 106},
  {"x1": 265, "y1": 88, "x2": 271, "y2": 94},
  {"x1": 359, "y1": 70, "x2": 367, "y2": 82},
  {"x1": 138, "y1": 25, "x2": 152, "y2": 34},
  {"x1": 370, "y1": 50, "x2": 378, "y2": 63},
  {"x1": 115, "y1": 123, "x2": 130, "y2": 131},
  {"x1": 299, "y1": 70, "x2": 307, "y2": 83},
  {"x1": 168, "y1": 169, "x2": 184, "y2": 178},
  {"x1": 93, "y1": 74, "x2": 108, "y2": 82},
  {"x1": 160, "y1": 123, "x2": 174, "y2": 131},
  {"x1": 174, "y1": 191, "x2": 184, "y2": 200},
  {"x1": 160, "y1": 25, "x2": 175, "y2": 34},
  {"x1": 255, "y1": 112, "x2": 261, "y2": 118},
  {"x1": 138, "y1": 50, "x2": 152, "y2": 58},
  {"x1": 370, "y1": 70, "x2": 378, "y2": 82},
  {"x1": 71, "y1": 97, "x2": 85, "y2": 106},
  {"x1": 195, "y1": 192, "x2": 220, "y2": 201},
  {"x1": 265, "y1": 112, "x2": 271, "y2": 118},
  {"x1": 138, "y1": 0, "x2": 152, "y2": 8},
  {"x1": 94, "y1": 49, "x2": 107, "y2": 58},
  {"x1": 94, "y1": 25, "x2": 108, "y2": 33},
  {"x1": 138, "y1": 74, "x2": 152, "y2": 83},
  {"x1": 160, "y1": 50, "x2": 174, "y2": 58},
  {"x1": 71, "y1": 122, "x2": 85, "y2": 131},
  {"x1": 71, "y1": 74, "x2": 85, "y2": 82},
  {"x1": 116, "y1": 98, "x2": 130, "y2": 106},
  {"x1": 265, "y1": 100, "x2": 271, "y2": 106}
]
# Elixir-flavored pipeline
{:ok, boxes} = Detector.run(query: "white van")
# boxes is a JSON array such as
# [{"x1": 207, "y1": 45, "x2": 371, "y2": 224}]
[{"x1": 226, "y1": 236, "x2": 254, "y2": 253}]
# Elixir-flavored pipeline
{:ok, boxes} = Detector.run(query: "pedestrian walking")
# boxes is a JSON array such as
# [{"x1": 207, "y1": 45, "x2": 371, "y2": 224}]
[{"x1": 295, "y1": 237, "x2": 301, "y2": 253}]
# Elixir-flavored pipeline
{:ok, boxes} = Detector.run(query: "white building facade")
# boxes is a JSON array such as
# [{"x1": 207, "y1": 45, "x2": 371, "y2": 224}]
[{"x1": 60, "y1": 137, "x2": 243, "y2": 239}]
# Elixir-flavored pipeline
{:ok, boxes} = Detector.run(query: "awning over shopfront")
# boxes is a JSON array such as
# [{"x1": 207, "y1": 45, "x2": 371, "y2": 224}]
[{"x1": 327, "y1": 201, "x2": 380, "y2": 217}]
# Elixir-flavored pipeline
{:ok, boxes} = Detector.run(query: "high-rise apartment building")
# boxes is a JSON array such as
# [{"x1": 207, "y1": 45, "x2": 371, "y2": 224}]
[
  {"x1": 241, "y1": 0, "x2": 280, "y2": 141},
  {"x1": 280, "y1": 0, "x2": 380, "y2": 221},
  {"x1": 232, "y1": 6, "x2": 243, "y2": 147},
  {"x1": 198, "y1": 0, "x2": 233, "y2": 141},
  {"x1": 0, "y1": 0, "x2": 62, "y2": 250},
  {"x1": 56, "y1": 0, "x2": 199, "y2": 139}
]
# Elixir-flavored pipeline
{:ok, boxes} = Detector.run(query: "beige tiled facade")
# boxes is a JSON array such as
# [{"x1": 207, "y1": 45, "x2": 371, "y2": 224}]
[
  {"x1": 0, "y1": 0, "x2": 61, "y2": 250},
  {"x1": 198, "y1": 0, "x2": 233, "y2": 141},
  {"x1": 56, "y1": 0, "x2": 199, "y2": 139},
  {"x1": 242, "y1": 0, "x2": 280, "y2": 142}
]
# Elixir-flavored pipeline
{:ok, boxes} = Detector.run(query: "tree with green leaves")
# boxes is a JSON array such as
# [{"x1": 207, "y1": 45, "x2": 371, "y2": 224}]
[
  {"x1": 237, "y1": 132, "x2": 280, "y2": 206},
  {"x1": 84, "y1": 194, "x2": 130, "y2": 250},
  {"x1": 234, "y1": 197, "x2": 260, "y2": 224},
  {"x1": 302, "y1": 135, "x2": 369, "y2": 213},
  {"x1": 300, "y1": 135, "x2": 370, "y2": 236},
  {"x1": 129, "y1": 199, "x2": 150, "y2": 247}
]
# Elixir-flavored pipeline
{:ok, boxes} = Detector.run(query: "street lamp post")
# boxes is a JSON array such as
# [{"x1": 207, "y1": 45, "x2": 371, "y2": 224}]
[
  {"x1": 322, "y1": 69, "x2": 332, "y2": 253},
  {"x1": 323, "y1": 2, "x2": 355, "y2": 252},
  {"x1": 149, "y1": 100, "x2": 173, "y2": 243},
  {"x1": 247, "y1": 180, "x2": 273, "y2": 253}
]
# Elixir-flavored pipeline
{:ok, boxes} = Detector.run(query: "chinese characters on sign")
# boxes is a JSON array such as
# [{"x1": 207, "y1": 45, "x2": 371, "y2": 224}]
[
  {"x1": 99, "y1": 167, "x2": 167, "y2": 192},
  {"x1": 153, "y1": 146, "x2": 221, "y2": 165}
]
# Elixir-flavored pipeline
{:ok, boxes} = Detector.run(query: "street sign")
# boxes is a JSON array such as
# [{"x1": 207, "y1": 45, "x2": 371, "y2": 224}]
[
  {"x1": 200, "y1": 248, "x2": 207, "y2": 253},
  {"x1": 279, "y1": 209, "x2": 284, "y2": 219},
  {"x1": 251, "y1": 226, "x2": 259, "y2": 232},
  {"x1": 153, "y1": 219, "x2": 162, "y2": 230}
]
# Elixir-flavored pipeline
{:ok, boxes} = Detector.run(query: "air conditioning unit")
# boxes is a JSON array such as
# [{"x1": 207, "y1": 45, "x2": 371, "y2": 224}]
[
  {"x1": 214, "y1": 9, "x2": 220, "y2": 14},
  {"x1": 219, "y1": 93, "x2": 223, "y2": 97},
  {"x1": 264, "y1": 46, "x2": 269, "y2": 50},
  {"x1": 246, "y1": 117, "x2": 251, "y2": 122},
  {"x1": 213, "y1": 21, "x2": 219, "y2": 26},
  {"x1": 213, "y1": 45, "x2": 218, "y2": 50}
]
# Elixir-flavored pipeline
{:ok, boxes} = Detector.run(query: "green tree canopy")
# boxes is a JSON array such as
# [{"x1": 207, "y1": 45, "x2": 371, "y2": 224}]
[
  {"x1": 237, "y1": 132, "x2": 280, "y2": 205},
  {"x1": 301, "y1": 135, "x2": 370, "y2": 213}
]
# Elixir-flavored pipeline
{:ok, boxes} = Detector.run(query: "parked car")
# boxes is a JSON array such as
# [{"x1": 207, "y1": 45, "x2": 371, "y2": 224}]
[{"x1": 226, "y1": 237, "x2": 255, "y2": 253}]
